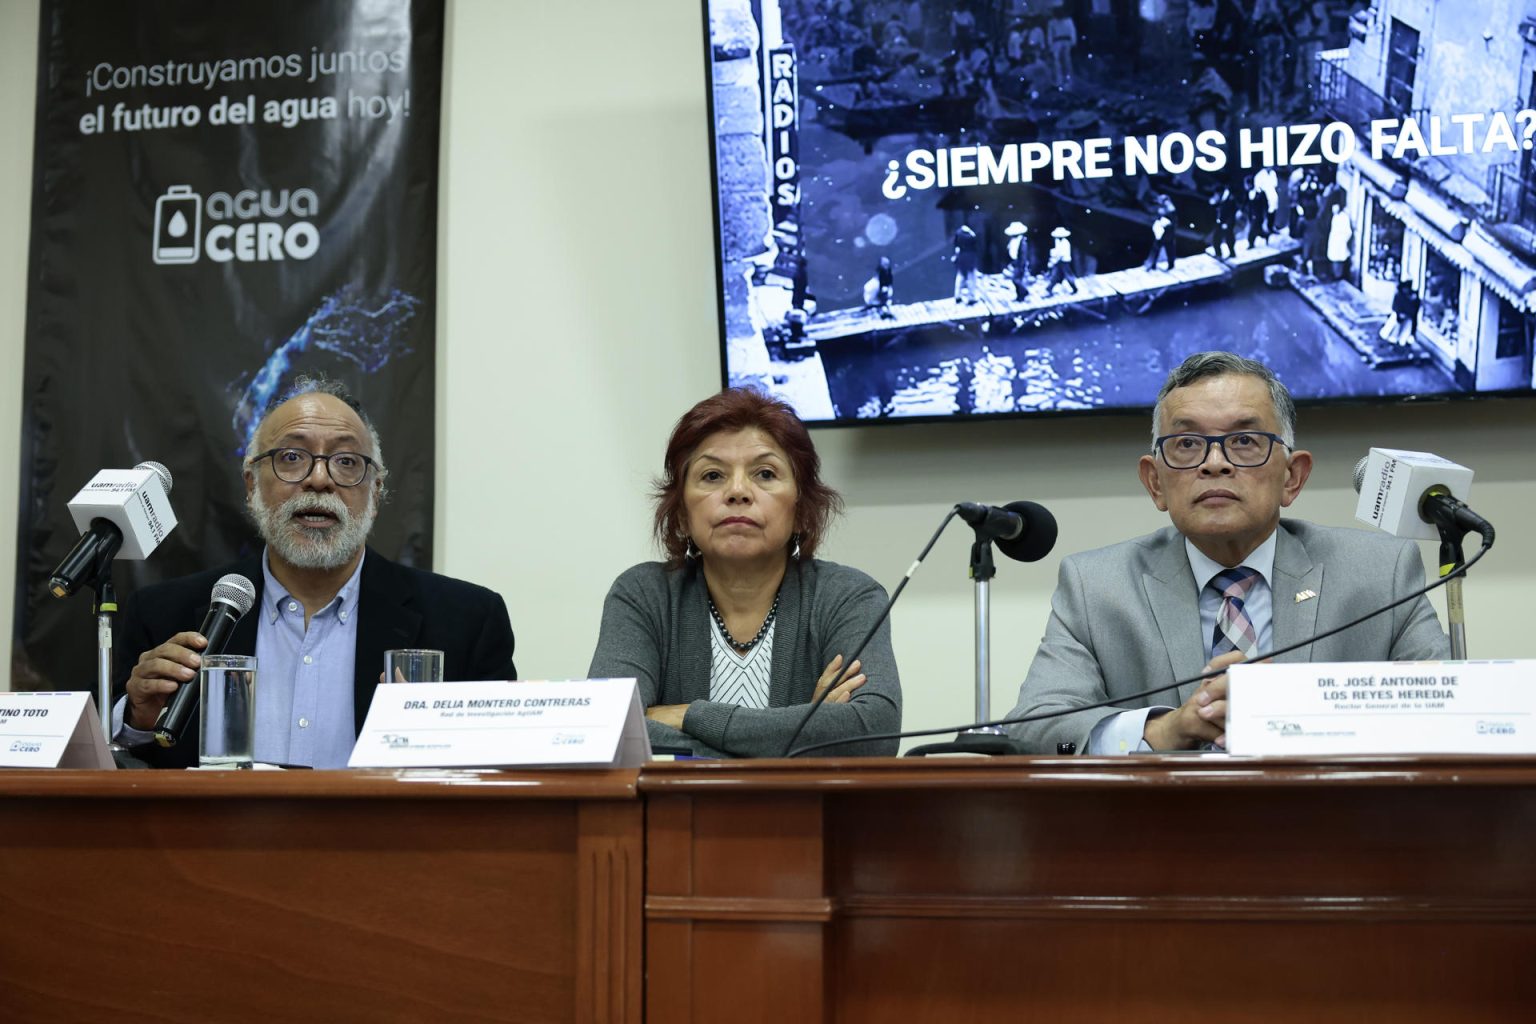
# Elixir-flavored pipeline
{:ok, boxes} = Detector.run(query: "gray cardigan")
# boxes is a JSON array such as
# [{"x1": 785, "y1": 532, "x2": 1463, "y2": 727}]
[{"x1": 587, "y1": 558, "x2": 901, "y2": 757}]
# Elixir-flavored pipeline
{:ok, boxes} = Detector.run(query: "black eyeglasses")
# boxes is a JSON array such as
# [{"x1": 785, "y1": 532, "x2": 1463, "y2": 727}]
[
  {"x1": 1153, "y1": 431, "x2": 1288, "y2": 470},
  {"x1": 251, "y1": 447, "x2": 376, "y2": 487}
]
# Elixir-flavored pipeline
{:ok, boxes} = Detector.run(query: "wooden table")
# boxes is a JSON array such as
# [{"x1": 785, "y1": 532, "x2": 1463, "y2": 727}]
[
  {"x1": 6, "y1": 758, "x2": 1535, "y2": 1022},
  {"x1": 642, "y1": 756, "x2": 1536, "y2": 1024},
  {"x1": 0, "y1": 769, "x2": 642, "y2": 1024}
]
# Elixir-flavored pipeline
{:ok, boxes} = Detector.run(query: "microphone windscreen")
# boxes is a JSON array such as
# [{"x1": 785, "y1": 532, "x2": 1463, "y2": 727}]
[
  {"x1": 1351, "y1": 455, "x2": 1369, "y2": 494},
  {"x1": 995, "y1": 501, "x2": 1057, "y2": 563},
  {"x1": 136, "y1": 460, "x2": 174, "y2": 494},
  {"x1": 211, "y1": 573, "x2": 257, "y2": 617}
]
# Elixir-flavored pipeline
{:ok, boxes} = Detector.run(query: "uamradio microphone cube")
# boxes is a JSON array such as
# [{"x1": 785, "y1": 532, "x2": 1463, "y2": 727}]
[
  {"x1": 1353, "y1": 448, "x2": 1474, "y2": 542},
  {"x1": 65, "y1": 466, "x2": 177, "y2": 560}
]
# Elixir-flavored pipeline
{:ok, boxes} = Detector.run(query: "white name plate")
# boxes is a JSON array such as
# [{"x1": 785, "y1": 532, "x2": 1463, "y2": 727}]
[
  {"x1": 1227, "y1": 660, "x2": 1536, "y2": 755},
  {"x1": 0, "y1": 691, "x2": 115, "y2": 769},
  {"x1": 349, "y1": 678, "x2": 651, "y2": 769}
]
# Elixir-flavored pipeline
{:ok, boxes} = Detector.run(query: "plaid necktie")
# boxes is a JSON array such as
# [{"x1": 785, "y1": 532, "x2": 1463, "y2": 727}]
[{"x1": 1209, "y1": 567, "x2": 1261, "y2": 659}]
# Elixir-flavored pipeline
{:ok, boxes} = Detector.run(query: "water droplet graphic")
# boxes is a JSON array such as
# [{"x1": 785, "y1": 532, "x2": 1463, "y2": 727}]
[{"x1": 167, "y1": 211, "x2": 189, "y2": 237}]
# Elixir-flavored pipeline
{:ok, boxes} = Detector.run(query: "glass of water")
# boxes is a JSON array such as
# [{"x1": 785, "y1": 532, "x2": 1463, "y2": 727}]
[
  {"x1": 384, "y1": 649, "x2": 445, "y2": 684},
  {"x1": 200, "y1": 654, "x2": 257, "y2": 768}
]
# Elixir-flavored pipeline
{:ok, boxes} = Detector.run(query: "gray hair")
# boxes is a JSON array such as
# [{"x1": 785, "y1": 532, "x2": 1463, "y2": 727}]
[
  {"x1": 1150, "y1": 351, "x2": 1296, "y2": 449},
  {"x1": 245, "y1": 375, "x2": 390, "y2": 499}
]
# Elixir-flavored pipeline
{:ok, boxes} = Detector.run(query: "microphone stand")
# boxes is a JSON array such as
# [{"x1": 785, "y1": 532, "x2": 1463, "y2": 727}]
[
  {"x1": 89, "y1": 554, "x2": 125, "y2": 752},
  {"x1": 1437, "y1": 529, "x2": 1468, "y2": 660},
  {"x1": 907, "y1": 531, "x2": 1023, "y2": 757}
]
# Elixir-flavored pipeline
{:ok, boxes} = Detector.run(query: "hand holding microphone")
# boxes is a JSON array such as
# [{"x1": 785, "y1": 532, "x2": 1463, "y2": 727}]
[
  {"x1": 125, "y1": 629, "x2": 210, "y2": 731},
  {"x1": 121, "y1": 574, "x2": 256, "y2": 741}
]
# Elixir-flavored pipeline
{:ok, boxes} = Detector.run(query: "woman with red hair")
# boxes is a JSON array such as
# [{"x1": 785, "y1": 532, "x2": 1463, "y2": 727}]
[{"x1": 588, "y1": 388, "x2": 901, "y2": 757}]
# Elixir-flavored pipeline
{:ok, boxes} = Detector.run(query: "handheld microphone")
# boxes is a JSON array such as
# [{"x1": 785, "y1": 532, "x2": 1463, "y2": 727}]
[
  {"x1": 956, "y1": 501, "x2": 1059, "y2": 562},
  {"x1": 152, "y1": 574, "x2": 257, "y2": 748},
  {"x1": 49, "y1": 461, "x2": 177, "y2": 598},
  {"x1": 1352, "y1": 449, "x2": 1491, "y2": 542}
]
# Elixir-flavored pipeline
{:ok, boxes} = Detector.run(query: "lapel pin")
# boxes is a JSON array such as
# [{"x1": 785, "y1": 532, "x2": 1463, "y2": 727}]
[{"x1": 1294, "y1": 589, "x2": 1317, "y2": 604}]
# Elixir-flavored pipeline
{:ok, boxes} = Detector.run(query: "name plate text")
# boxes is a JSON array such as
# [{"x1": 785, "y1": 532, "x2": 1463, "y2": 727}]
[
  {"x1": 0, "y1": 691, "x2": 115, "y2": 768},
  {"x1": 349, "y1": 678, "x2": 650, "y2": 769},
  {"x1": 1227, "y1": 660, "x2": 1535, "y2": 755}
]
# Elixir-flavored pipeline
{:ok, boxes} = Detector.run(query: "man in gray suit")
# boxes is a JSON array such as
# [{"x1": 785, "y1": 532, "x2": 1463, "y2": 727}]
[{"x1": 1007, "y1": 352, "x2": 1449, "y2": 755}]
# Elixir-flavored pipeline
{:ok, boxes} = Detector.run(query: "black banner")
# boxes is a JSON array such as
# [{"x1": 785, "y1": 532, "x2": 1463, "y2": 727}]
[{"x1": 14, "y1": 1, "x2": 444, "y2": 690}]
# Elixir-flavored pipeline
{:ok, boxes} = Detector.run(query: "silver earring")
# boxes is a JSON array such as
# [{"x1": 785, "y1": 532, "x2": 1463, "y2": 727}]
[
  {"x1": 685, "y1": 538, "x2": 701, "y2": 560},
  {"x1": 791, "y1": 533, "x2": 802, "y2": 559}
]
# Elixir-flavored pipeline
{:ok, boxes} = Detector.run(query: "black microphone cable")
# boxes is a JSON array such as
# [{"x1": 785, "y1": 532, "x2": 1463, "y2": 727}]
[
  {"x1": 787, "y1": 528, "x2": 1494, "y2": 759},
  {"x1": 778, "y1": 506, "x2": 960, "y2": 757}
]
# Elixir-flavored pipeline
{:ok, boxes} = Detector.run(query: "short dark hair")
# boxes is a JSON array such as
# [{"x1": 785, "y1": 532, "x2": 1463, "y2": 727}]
[
  {"x1": 1151, "y1": 351, "x2": 1296, "y2": 448},
  {"x1": 653, "y1": 388, "x2": 842, "y2": 568}
]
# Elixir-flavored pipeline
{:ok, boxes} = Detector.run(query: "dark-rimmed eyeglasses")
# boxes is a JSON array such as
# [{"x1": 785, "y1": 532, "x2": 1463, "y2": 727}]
[
  {"x1": 251, "y1": 447, "x2": 376, "y2": 487},
  {"x1": 1153, "y1": 431, "x2": 1288, "y2": 470}
]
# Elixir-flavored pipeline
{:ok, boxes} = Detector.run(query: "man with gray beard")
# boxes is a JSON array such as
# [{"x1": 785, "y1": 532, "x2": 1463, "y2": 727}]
[{"x1": 112, "y1": 378, "x2": 516, "y2": 768}]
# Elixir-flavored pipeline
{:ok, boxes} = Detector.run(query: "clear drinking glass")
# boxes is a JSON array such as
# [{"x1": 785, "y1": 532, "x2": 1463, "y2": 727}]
[
  {"x1": 384, "y1": 648, "x2": 445, "y2": 684},
  {"x1": 199, "y1": 654, "x2": 257, "y2": 768}
]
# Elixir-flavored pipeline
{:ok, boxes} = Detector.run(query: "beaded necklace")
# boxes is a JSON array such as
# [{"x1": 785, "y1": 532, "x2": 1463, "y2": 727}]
[{"x1": 708, "y1": 589, "x2": 781, "y2": 652}]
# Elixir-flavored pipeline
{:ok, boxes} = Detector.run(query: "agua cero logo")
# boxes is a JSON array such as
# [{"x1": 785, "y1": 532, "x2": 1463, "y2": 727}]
[{"x1": 152, "y1": 184, "x2": 320, "y2": 266}]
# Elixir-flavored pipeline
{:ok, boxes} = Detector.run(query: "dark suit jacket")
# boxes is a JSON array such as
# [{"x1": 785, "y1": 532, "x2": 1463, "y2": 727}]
[{"x1": 114, "y1": 547, "x2": 516, "y2": 768}]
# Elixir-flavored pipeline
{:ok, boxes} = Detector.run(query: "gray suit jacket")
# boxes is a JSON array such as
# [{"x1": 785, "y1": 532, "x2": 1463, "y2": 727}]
[{"x1": 1006, "y1": 520, "x2": 1450, "y2": 754}]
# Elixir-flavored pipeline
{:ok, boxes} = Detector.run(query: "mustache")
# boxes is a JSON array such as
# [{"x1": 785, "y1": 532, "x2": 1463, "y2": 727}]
[
  {"x1": 275, "y1": 491, "x2": 351, "y2": 519},
  {"x1": 248, "y1": 484, "x2": 376, "y2": 570}
]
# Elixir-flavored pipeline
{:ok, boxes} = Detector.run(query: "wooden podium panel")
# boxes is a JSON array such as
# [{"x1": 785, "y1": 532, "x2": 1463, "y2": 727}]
[
  {"x1": 0, "y1": 770, "x2": 643, "y2": 1024},
  {"x1": 642, "y1": 757, "x2": 1536, "y2": 1024}
]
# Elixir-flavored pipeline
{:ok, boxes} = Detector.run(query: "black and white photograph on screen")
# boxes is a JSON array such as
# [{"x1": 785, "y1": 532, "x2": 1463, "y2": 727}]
[{"x1": 707, "y1": 0, "x2": 1536, "y2": 422}]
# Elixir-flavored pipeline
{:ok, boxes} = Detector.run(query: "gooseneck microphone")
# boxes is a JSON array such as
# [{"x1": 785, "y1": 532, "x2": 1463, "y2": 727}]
[
  {"x1": 956, "y1": 501, "x2": 1058, "y2": 562},
  {"x1": 779, "y1": 500, "x2": 1060, "y2": 757},
  {"x1": 778, "y1": 506, "x2": 963, "y2": 756},
  {"x1": 152, "y1": 574, "x2": 257, "y2": 748},
  {"x1": 49, "y1": 461, "x2": 177, "y2": 598}
]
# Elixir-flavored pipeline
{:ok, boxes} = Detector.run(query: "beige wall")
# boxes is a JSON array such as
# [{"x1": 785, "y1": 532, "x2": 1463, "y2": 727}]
[
  {"x1": 1, "y1": 0, "x2": 37, "y2": 690},
  {"x1": 3, "y1": 1, "x2": 1534, "y2": 746}
]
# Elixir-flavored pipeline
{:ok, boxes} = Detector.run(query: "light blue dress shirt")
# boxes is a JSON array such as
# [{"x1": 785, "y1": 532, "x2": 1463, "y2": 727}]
[
  {"x1": 114, "y1": 548, "x2": 366, "y2": 768},
  {"x1": 253, "y1": 549, "x2": 364, "y2": 768},
  {"x1": 1086, "y1": 529, "x2": 1278, "y2": 754}
]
